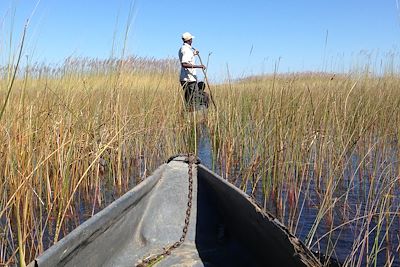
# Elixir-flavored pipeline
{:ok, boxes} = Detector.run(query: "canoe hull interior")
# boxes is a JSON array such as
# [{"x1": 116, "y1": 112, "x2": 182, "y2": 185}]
[
  {"x1": 196, "y1": 165, "x2": 321, "y2": 266},
  {"x1": 28, "y1": 156, "x2": 321, "y2": 267}
]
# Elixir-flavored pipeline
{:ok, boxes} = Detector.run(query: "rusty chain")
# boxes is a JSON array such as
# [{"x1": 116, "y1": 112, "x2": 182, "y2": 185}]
[{"x1": 136, "y1": 153, "x2": 197, "y2": 267}]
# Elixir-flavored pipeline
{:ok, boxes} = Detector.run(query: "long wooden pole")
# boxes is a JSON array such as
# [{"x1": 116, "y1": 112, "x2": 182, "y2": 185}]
[{"x1": 196, "y1": 53, "x2": 217, "y2": 109}]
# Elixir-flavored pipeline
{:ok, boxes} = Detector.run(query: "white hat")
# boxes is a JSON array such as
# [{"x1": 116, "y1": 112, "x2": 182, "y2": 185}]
[{"x1": 182, "y1": 32, "x2": 195, "y2": 41}]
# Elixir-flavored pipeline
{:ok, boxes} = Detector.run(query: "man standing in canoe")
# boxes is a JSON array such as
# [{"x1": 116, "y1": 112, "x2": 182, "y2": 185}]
[{"x1": 178, "y1": 32, "x2": 206, "y2": 109}]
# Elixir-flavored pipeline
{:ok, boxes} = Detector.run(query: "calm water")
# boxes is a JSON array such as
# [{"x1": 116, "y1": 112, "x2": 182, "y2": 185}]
[{"x1": 196, "y1": 124, "x2": 399, "y2": 266}]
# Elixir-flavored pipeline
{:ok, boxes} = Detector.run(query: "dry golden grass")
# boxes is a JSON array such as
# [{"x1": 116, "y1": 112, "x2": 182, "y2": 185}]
[
  {"x1": 1, "y1": 57, "x2": 400, "y2": 265},
  {"x1": 0, "y1": 59, "x2": 192, "y2": 265},
  {"x1": 208, "y1": 72, "x2": 400, "y2": 265}
]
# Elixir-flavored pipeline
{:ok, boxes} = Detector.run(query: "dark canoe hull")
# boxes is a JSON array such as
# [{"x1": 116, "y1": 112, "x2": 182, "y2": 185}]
[{"x1": 28, "y1": 156, "x2": 322, "y2": 267}]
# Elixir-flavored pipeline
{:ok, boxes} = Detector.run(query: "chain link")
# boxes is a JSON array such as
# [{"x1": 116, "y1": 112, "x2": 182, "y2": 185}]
[{"x1": 136, "y1": 153, "x2": 196, "y2": 267}]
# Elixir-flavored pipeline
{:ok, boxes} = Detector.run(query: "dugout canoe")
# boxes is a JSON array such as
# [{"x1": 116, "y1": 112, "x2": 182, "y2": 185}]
[{"x1": 28, "y1": 155, "x2": 324, "y2": 267}]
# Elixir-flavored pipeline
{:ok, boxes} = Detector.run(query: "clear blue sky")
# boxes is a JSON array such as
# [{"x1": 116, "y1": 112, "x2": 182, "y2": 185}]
[{"x1": 1, "y1": 0, "x2": 399, "y2": 80}]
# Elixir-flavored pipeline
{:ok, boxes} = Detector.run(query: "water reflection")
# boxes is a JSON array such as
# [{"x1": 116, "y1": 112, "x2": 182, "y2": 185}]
[
  {"x1": 196, "y1": 127, "x2": 400, "y2": 266},
  {"x1": 197, "y1": 123, "x2": 213, "y2": 169}
]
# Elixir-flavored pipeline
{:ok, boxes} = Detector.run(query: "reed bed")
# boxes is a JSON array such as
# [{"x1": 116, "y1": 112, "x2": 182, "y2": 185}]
[
  {"x1": 1, "y1": 57, "x2": 399, "y2": 266},
  {"x1": 0, "y1": 58, "x2": 192, "y2": 266},
  {"x1": 207, "y1": 72, "x2": 400, "y2": 265}
]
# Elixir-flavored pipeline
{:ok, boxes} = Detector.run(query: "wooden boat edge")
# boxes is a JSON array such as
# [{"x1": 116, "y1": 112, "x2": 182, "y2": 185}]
[
  {"x1": 27, "y1": 164, "x2": 166, "y2": 267},
  {"x1": 197, "y1": 164, "x2": 322, "y2": 267}
]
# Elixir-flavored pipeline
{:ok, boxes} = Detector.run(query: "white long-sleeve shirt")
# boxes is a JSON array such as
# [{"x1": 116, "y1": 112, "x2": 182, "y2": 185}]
[{"x1": 179, "y1": 43, "x2": 197, "y2": 82}]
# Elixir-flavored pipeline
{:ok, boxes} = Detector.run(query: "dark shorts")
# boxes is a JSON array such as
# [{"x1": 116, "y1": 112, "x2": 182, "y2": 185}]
[
  {"x1": 180, "y1": 81, "x2": 209, "y2": 109},
  {"x1": 180, "y1": 81, "x2": 198, "y2": 106}
]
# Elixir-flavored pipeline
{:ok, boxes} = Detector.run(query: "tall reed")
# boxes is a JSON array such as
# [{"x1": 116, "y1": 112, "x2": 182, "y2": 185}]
[
  {"x1": 1, "y1": 56, "x2": 399, "y2": 266},
  {"x1": 0, "y1": 57, "x2": 191, "y2": 265},
  {"x1": 207, "y1": 72, "x2": 400, "y2": 265}
]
